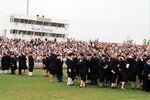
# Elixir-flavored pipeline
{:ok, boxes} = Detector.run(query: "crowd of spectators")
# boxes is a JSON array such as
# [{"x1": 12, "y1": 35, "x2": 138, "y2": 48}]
[{"x1": 0, "y1": 38, "x2": 149, "y2": 63}]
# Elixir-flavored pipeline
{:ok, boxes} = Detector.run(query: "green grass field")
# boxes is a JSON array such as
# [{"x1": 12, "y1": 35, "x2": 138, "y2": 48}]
[{"x1": 0, "y1": 69, "x2": 149, "y2": 100}]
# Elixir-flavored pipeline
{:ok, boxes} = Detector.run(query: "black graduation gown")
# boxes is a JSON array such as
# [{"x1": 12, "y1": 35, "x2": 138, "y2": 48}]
[
  {"x1": 1, "y1": 55, "x2": 7, "y2": 70},
  {"x1": 18, "y1": 55, "x2": 27, "y2": 69},
  {"x1": 28, "y1": 55, "x2": 34, "y2": 72},
  {"x1": 110, "y1": 58, "x2": 119, "y2": 83},
  {"x1": 48, "y1": 56, "x2": 56, "y2": 75},
  {"x1": 10, "y1": 56, "x2": 17, "y2": 73},
  {"x1": 142, "y1": 63, "x2": 150, "y2": 92},
  {"x1": 4, "y1": 55, "x2": 11, "y2": 70},
  {"x1": 99, "y1": 60, "x2": 108, "y2": 82},
  {"x1": 66, "y1": 58, "x2": 75, "y2": 79},
  {"x1": 18, "y1": 56, "x2": 22, "y2": 74},
  {"x1": 73, "y1": 58, "x2": 79, "y2": 77},
  {"x1": 118, "y1": 60, "x2": 128, "y2": 82},
  {"x1": 55, "y1": 58, "x2": 63, "y2": 76},
  {"x1": 126, "y1": 58, "x2": 136, "y2": 82},
  {"x1": 87, "y1": 59, "x2": 92, "y2": 80},
  {"x1": 135, "y1": 59, "x2": 144, "y2": 80},
  {"x1": 105, "y1": 60, "x2": 111, "y2": 82},
  {"x1": 77, "y1": 59, "x2": 88, "y2": 81},
  {"x1": 90, "y1": 57, "x2": 100, "y2": 80}
]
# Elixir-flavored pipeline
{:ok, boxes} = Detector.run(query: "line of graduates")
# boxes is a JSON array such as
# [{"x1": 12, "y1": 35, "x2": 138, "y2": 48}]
[
  {"x1": 65, "y1": 52, "x2": 150, "y2": 92},
  {"x1": 1, "y1": 52, "x2": 150, "y2": 92},
  {"x1": 0, "y1": 52, "x2": 35, "y2": 76}
]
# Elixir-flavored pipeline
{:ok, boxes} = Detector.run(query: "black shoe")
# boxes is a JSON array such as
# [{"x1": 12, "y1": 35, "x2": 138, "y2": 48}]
[{"x1": 111, "y1": 87, "x2": 117, "y2": 89}]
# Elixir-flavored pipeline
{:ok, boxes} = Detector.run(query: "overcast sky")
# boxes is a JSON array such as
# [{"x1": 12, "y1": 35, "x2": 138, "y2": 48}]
[{"x1": 0, "y1": 0, "x2": 149, "y2": 43}]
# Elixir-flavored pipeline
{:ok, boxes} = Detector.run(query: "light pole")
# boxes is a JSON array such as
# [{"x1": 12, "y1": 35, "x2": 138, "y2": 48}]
[
  {"x1": 27, "y1": 0, "x2": 29, "y2": 16},
  {"x1": 126, "y1": 36, "x2": 129, "y2": 42}
]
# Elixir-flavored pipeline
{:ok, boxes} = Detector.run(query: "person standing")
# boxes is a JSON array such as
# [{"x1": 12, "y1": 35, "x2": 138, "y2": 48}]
[
  {"x1": 142, "y1": 57, "x2": 150, "y2": 92},
  {"x1": 110, "y1": 53, "x2": 119, "y2": 88},
  {"x1": 42, "y1": 54, "x2": 49, "y2": 77},
  {"x1": 66, "y1": 53, "x2": 75, "y2": 86},
  {"x1": 118, "y1": 56, "x2": 128, "y2": 89},
  {"x1": 18, "y1": 53, "x2": 27, "y2": 75},
  {"x1": 86, "y1": 54, "x2": 92, "y2": 84},
  {"x1": 126, "y1": 55, "x2": 137, "y2": 89},
  {"x1": 1, "y1": 53, "x2": 7, "y2": 73},
  {"x1": 73, "y1": 55, "x2": 79, "y2": 83},
  {"x1": 10, "y1": 54, "x2": 17, "y2": 74},
  {"x1": 90, "y1": 54, "x2": 100, "y2": 85},
  {"x1": 105, "y1": 57, "x2": 111, "y2": 86},
  {"x1": 28, "y1": 52, "x2": 35, "y2": 76},
  {"x1": 4, "y1": 52, "x2": 11, "y2": 73},
  {"x1": 48, "y1": 53, "x2": 57, "y2": 83},
  {"x1": 55, "y1": 54, "x2": 63, "y2": 82},
  {"x1": 77, "y1": 53, "x2": 88, "y2": 88},
  {"x1": 18, "y1": 54, "x2": 22, "y2": 75},
  {"x1": 99, "y1": 55, "x2": 108, "y2": 87},
  {"x1": 133, "y1": 56, "x2": 144, "y2": 89}
]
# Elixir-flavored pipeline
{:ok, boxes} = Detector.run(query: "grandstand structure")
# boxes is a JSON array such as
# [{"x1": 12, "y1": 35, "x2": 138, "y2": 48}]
[{"x1": 2, "y1": 14, "x2": 70, "y2": 41}]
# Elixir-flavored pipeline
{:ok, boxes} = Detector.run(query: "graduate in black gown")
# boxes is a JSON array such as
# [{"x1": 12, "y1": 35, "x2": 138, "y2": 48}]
[
  {"x1": 105, "y1": 57, "x2": 111, "y2": 86},
  {"x1": 142, "y1": 57, "x2": 150, "y2": 92},
  {"x1": 99, "y1": 55, "x2": 108, "y2": 87},
  {"x1": 118, "y1": 56, "x2": 128, "y2": 89},
  {"x1": 4, "y1": 52, "x2": 11, "y2": 73},
  {"x1": 66, "y1": 53, "x2": 75, "y2": 85},
  {"x1": 18, "y1": 53, "x2": 27, "y2": 75},
  {"x1": 42, "y1": 54, "x2": 49, "y2": 77},
  {"x1": 77, "y1": 53, "x2": 88, "y2": 88},
  {"x1": 86, "y1": 54, "x2": 92, "y2": 84},
  {"x1": 90, "y1": 54, "x2": 100, "y2": 85},
  {"x1": 1, "y1": 53, "x2": 7, "y2": 73},
  {"x1": 48, "y1": 53, "x2": 57, "y2": 83},
  {"x1": 18, "y1": 54, "x2": 22, "y2": 75},
  {"x1": 133, "y1": 56, "x2": 144, "y2": 89},
  {"x1": 110, "y1": 53, "x2": 119, "y2": 88},
  {"x1": 28, "y1": 52, "x2": 35, "y2": 76},
  {"x1": 126, "y1": 55, "x2": 138, "y2": 89},
  {"x1": 55, "y1": 54, "x2": 63, "y2": 82},
  {"x1": 73, "y1": 55, "x2": 79, "y2": 82},
  {"x1": 10, "y1": 54, "x2": 17, "y2": 74}
]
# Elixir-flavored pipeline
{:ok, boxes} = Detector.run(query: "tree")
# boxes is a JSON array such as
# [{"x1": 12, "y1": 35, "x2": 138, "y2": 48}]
[
  {"x1": 147, "y1": 39, "x2": 150, "y2": 45},
  {"x1": 143, "y1": 39, "x2": 147, "y2": 44}
]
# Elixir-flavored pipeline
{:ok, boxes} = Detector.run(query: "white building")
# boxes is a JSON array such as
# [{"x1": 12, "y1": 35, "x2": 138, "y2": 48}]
[{"x1": 1, "y1": 14, "x2": 70, "y2": 41}]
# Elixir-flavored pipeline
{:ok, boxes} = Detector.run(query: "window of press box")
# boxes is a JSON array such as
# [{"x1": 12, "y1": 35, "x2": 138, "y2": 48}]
[
  {"x1": 36, "y1": 21, "x2": 43, "y2": 25},
  {"x1": 14, "y1": 18, "x2": 20, "y2": 23},
  {"x1": 20, "y1": 19, "x2": 28, "y2": 24},
  {"x1": 51, "y1": 23, "x2": 57, "y2": 27}
]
